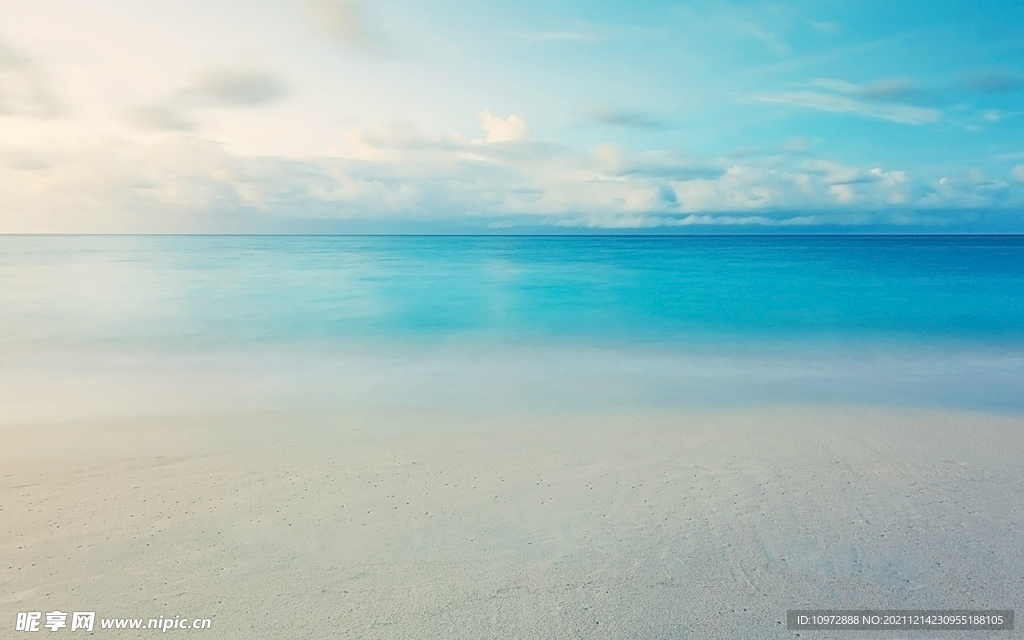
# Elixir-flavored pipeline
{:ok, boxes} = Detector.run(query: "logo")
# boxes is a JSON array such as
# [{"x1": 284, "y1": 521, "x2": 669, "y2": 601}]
[{"x1": 15, "y1": 612, "x2": 95, "y2": 633}]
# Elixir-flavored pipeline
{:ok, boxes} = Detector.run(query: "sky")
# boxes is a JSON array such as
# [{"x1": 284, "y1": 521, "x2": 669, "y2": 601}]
[{"x1": 1, "y1": 0, "x2": 1024, "y2": 233}]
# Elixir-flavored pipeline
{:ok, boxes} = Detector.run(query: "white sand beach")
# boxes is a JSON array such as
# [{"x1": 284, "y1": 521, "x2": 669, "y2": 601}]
[
  {"x1": 4, "y1": 0, "x2": 1024, "y2": 634},
  {"x1": 3, "y1": 405, "x2": 1022, "y2": 638}
]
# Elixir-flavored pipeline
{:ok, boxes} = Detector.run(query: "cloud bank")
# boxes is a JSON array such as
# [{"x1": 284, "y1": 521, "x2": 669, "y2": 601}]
[{"x1": 3, "y1": 109, "x2": 1022, "y2": 233}]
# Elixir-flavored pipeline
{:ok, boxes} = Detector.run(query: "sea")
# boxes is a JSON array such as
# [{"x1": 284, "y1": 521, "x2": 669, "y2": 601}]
[{"x1": 2, "y1": 235, "x2": 1023, "y2": 423}]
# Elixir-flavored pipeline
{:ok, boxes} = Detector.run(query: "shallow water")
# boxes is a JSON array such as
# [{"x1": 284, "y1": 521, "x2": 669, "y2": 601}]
[{"x1": 2, "y1": 235, "x2": 1022, "y2": 416}]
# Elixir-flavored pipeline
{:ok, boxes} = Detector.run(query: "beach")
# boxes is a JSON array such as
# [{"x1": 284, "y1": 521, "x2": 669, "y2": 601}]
[
  {"x1": 3, "y1": 235, "x2": 1023, "y2": 637},
  {"x1": 4, "y1": 404, "x2": 1022, "y2": 638}
]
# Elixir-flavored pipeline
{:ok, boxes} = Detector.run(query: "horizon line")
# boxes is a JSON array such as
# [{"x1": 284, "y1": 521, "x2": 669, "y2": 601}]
[{"x1": 3, "y1": 232, "x2": 1024, "y2": 238}]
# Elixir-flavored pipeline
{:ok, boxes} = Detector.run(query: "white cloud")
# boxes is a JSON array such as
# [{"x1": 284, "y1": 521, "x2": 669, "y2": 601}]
[
  {"x1": 869, "y1": 167, "x2": 912, "y2": 204},
  {"x1": 802, "y1": 159, "x2": 868, "y2": 185},
  {"x1": 813, "y1": 76, "x2": 926, "y2": 102},
  {"x1": 476, "y1": 110, "x2": 530, "y2": 143},
  {"x1": 671, "y1": 166, "x2": 780, "y2": 212},
  {"x1": 919, "y1": 174, "x2": 1011, "y2": 208},
  {"x1": 667, "y1": 161, "x2": 917, "y2": 213},
  {"x1": 1013, "y1": 165, "x2": 1024, "y2": 182},
  {"x1": 752, "y1": 90, "x2": 942, "y2": 125}
]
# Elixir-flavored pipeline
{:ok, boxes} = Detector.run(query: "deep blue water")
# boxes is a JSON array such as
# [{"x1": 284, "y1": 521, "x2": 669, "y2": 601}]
[{"x1": 1, "y1": 235, "x2": 1023, "y2": 350}]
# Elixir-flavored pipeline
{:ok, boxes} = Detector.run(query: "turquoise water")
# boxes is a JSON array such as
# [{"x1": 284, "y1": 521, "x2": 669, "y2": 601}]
[
  {"x1": 2, "y1": 235, "x2": 1023, "y2": 415},
  {"x1": 2, "y1": 235, "x2": 1023, "y2": 349}
]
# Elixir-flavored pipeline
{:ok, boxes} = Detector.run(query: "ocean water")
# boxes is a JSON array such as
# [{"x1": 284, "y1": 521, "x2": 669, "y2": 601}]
[{"x1": 2, "y1": 235, "x2": 1023, "y2": 419}]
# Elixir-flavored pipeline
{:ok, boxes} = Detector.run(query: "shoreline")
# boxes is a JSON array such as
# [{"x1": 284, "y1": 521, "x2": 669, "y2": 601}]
[{"x1": 4, "y1": 343, "x2": 1024, "y2": 433}]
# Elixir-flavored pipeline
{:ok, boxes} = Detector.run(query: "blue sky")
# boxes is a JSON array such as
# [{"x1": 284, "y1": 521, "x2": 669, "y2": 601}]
[{"x1": 1, "y1": 0, "x2": 1023, "y2": 232}]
